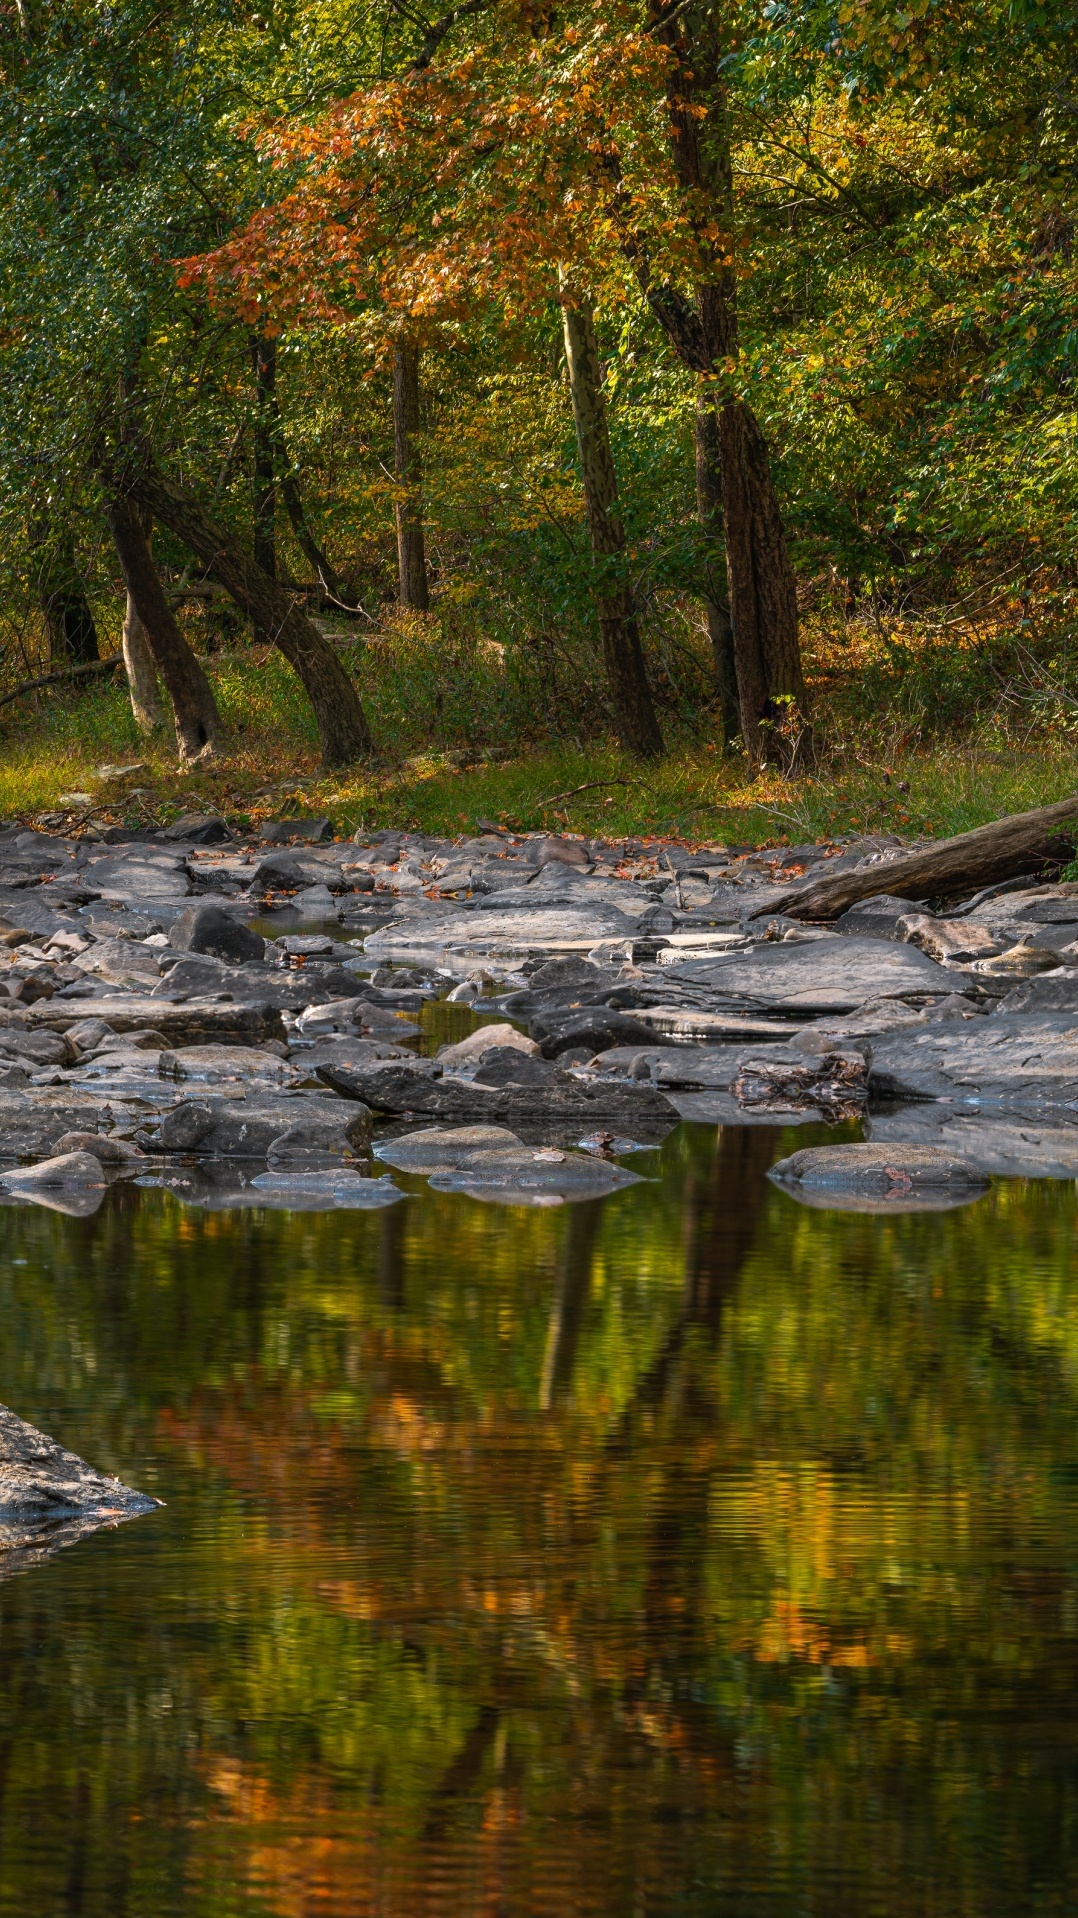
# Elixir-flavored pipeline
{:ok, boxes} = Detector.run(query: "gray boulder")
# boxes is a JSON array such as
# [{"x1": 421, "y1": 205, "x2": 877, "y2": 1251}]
[
  {"x1": 260, "y1": 817, "x2": 332, "y2": 844},
  {"x1": 833, "y1": 895, "x2": 923, "y2": 938},
  {"x1": 867, "y1": 1011, "x2": 1078, "y2": 1106},
  {"x1": 768, "y1": 1142, "x2": 988, "y2": 1212},
  {"x1": 169, "y1": 903, "x2": 266, "y2": 965},
  {"x1": 0, "y1": 1149, "x2": 109, "y2": 1193},
  {"x1": 994, "y1": 970, "x2": 1078, "y2": 1014},
  {"x1": 374, "y1": 1123, "x2": 643, "y2": 1206},
  {"x1": 162, "y1": 814, "x2": 229, "y2": 845},
  {"x1": 532, "y1": 1008, "x2": 666, "y2": 1058}
]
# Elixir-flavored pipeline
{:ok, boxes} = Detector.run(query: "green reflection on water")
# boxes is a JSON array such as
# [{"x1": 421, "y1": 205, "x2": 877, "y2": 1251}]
[{"x1": 0, "y1": 1125, "x2": 1075, "y2": 1915}]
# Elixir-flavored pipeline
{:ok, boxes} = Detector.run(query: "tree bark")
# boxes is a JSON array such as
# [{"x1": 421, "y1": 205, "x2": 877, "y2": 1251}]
[
  {"x1": 694, "y1": 398, "x2": 739, "y2": 745},
  {"x1": 756, "y1": 796, "x2": 1078, "y2": 921},
  {"x1": 127, "y1": 466, "x2": 374, "y2": 766},
  {"x1": 118, "y1": 500, "x2": 163, "y2": 734},
  {"x1": 252, "y1": 336, "x2": 277, "y2": 645},
  {"x1": 121, "y1": 596, "x2": 164, "y2": 735},
  {"x1": 635, "y1": 0, "x2": 807, "y2": 765},
  {"x1": 560, "y1": 298, "x2": 664, "y2": 759},
  {"x1": 392, "y1": 341, "x2": 430, "y2": 611},
  {"x1": 716, "y1": 391, "x2": 806, "y2": 764},
  {"x1": 277, "y1": 454, "x2": 348, "y2": 605},
  {"x1": 107, "y1": 496, "x2": 221, "y2": 761},
  {"x1": 37, "y1": 536, "x2": 101, "y2": 673}
]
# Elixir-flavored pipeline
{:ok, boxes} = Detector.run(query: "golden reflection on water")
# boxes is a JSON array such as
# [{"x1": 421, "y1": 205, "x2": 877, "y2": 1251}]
[{"x1": 0, "y1": 1122, "x2": 1074, "y2": 1914}]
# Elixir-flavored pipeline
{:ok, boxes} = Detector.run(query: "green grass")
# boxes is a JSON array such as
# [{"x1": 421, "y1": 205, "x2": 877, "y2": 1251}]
[{"x1": 2, "y1": 651, "x2": 1076, "y2": 848}]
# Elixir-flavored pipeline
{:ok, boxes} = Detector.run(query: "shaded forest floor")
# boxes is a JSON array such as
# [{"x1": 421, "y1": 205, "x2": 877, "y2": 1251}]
[{"x1": 2, "y1": 601, "x2": 1077, "y2": 846}]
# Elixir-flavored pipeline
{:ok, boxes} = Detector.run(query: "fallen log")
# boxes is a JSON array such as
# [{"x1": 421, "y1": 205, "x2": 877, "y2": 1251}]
[
  {"x1": 757, "y1": 793, "x2": 1078, "y2": 921},
  {"x1": 0, "y1": 653, "x2": 122, "y2": 709}
]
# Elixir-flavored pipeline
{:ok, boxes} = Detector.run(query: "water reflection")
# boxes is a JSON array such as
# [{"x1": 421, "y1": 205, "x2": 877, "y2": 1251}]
[{"x1": 0, "y1": 1127, "x2": 1075, "y2": 1914}]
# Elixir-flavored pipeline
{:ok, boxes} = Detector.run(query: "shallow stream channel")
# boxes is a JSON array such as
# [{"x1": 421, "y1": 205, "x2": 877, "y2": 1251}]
[{"x1": 0, "y1": 819, "x2": 1077, "y2": 1912}]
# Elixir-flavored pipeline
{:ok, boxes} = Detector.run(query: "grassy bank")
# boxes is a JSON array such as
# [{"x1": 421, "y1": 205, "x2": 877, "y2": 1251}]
[{"x1": 2, "y1": 609, "x2": 1076, "y2": 846}]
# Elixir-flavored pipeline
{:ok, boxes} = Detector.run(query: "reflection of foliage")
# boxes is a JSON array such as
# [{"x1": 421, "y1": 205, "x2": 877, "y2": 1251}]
[{"x1": 0, "y1": 1135, "x2": 1076, "y2": 1912}]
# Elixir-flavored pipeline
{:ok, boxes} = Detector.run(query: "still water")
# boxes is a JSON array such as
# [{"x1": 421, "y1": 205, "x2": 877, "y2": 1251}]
[{"x1": 0, "y1": 1120, "x2": 1076, "y2": 1915}]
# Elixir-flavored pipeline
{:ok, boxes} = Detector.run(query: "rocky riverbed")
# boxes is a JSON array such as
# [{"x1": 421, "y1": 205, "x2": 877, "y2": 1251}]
[
  {"x1": 0, "y1": 809, "x2": 1074, "y2": 1207},
  {"x1": 3, "y1": 807, "x2": 1078, "y2": 1551}
]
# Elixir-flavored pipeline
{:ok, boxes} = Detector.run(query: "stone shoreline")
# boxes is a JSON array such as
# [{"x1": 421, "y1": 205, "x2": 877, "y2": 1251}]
[{"x1": 0, "y1": 810, "x2": 1071, "y2": 1214}]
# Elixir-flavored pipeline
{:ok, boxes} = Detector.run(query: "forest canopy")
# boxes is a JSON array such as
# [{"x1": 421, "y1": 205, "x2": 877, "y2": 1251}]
[{"x1": 0, "y1": 0, "x2": 1074, "y2": 771}]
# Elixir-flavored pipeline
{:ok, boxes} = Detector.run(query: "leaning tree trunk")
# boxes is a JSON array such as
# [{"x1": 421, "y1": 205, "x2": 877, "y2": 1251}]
[
  {"x1": 107, "y1": 497, "x2": 221, "y2": 760},
  {"x1": 37, "y1": 535, "x2": 101, "y2": 673},
  {"x1": 252, "y1": 336, "x2": 277, "y2": 643},
  {"x1": 560, "y1": 298, "x2": 664, "y2": 759},
  {"x1": 694, "y1": 397, "x2": 739, "y2": 746},
  {"x1": 128, "y1": 466, "x2": 374, "y2": 766},
  {"x1": 392, "y1": 341, "x2": 430, "y2": 612}
]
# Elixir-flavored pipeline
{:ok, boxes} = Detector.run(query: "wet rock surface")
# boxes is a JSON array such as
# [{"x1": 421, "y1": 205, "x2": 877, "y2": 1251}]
[
  {"x1": 0, "y1": 815, "x2": 1070, "y2": 1207},
  {"x1": 768, "y1": 1141, "x2": 989, "y2": 1212},
  {"x1": 0, "y1": 1399, "x2": 159, "y2": 1574}
]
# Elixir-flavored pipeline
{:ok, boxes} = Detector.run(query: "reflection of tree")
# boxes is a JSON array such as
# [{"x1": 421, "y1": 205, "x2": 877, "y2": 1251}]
[
  {"x1": 2, "y1": 1147, "x2": 1078, "y2": 1912},
  {"x1": 539, "y1": 1201, "x2": 603, "y2": 1410}
]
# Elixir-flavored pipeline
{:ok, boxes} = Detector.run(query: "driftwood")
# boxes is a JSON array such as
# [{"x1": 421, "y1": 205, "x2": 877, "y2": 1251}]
[
  {"x1": 0, "y1": 653, "x2": 122, "y2": 710},
  {"x1": 759, "y1": 794, "x2": 1078, "y2": 921}
]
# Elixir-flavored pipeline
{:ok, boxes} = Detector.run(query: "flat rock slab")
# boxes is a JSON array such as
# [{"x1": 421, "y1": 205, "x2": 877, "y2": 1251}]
[
  {"x1": 31, "y1": 997, "x2": 286, "y2": 1045},
  {"x1": 662, "y1": 937, "x2": 953, "y2": 1012},
  {"x1": 867, "y1": 1012, "x2": 1078, "y2": 1107},
  {"x1": 142, "y1": 1094, "x2": 372, "y2": 1159},
  {"x1": 866, "y1": 1107, "x2": 1078, "y2": 1179},
  {"x1": 0, "y1": 1092, "x2": 138, "y2": 1160},
  {"x1": 627, "y1": 1008, "x2": 805, "y2": 1044},
  {"x1": 664, "y1": 1090, "x2": 829, "y2": 1128},
  {"x1": 362, "y1": 907, "x2": 641, "y2": 967},
  {"x1": 374, "y1": 1124, "x2": 643, "y2": 1207},
  {"x1": 317, "y1": 1060, "x2": 679, "y2": 1128},
  {"x1": 0, "y1": 1401, "x2": 159, "y2": 1544},
  {"x1": 768, "y1": 1142, "x2": 988, "y2": 1213},
  {"x1": 138, "y1": 1169, "x2": 403, "y2": 1212}
]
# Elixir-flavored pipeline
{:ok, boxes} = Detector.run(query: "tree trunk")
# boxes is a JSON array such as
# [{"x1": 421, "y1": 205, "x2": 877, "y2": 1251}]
[
  {"x1": 107, "y1": 496, "x2": 221, "y2": 761},
  {"x1": 636, "y1": 0, "x2": 806, "y2": 765},
  {"x1": 694, "y1": 398, "x2": 739, "y2": 745},
  {"x1": 37, "y1": 536, "x2": 101, "y2": 673},
  {"x1": 278, "y1": 456, "x2": 348, "y2": 605},
  {"x1": 122, "y1": 597, "x2": 164, "y2": 735},
  {"x1": 716, "y1": 395, "x2": 806, "y2": 764},
  {"x1": 761, "y1": 794, "x2": 1078, "y2": 922},
  {"x1": 392, "y1": 341, "x2": 429, "y2": 611},
  {"x1": 127, "y1": 466, "x2": 374, "y2": 766},
  {"x1": 252, "y1": 336, "x2": 277, "y2": 644},
  {"x1": 560, "y1": 298, "x2": 664, "y2": 759},
  {"x1": 119, "y1": 500, "x2": 163, "y2": 734}
]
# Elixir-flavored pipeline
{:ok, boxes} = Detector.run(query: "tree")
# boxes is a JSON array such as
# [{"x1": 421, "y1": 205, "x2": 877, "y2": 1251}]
[
  {"x1": 126, "y1": 463, "x2": 375, "y2": 766},
  {"x1": 107, "y1": 495, "x2": 222, "y2": 759},
  {"x1": 560, "y1": 297, "x2": 663, "y2": 756},
  {"x1": 392, "y1": 340, "x2": 430, "y2": 611}
]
